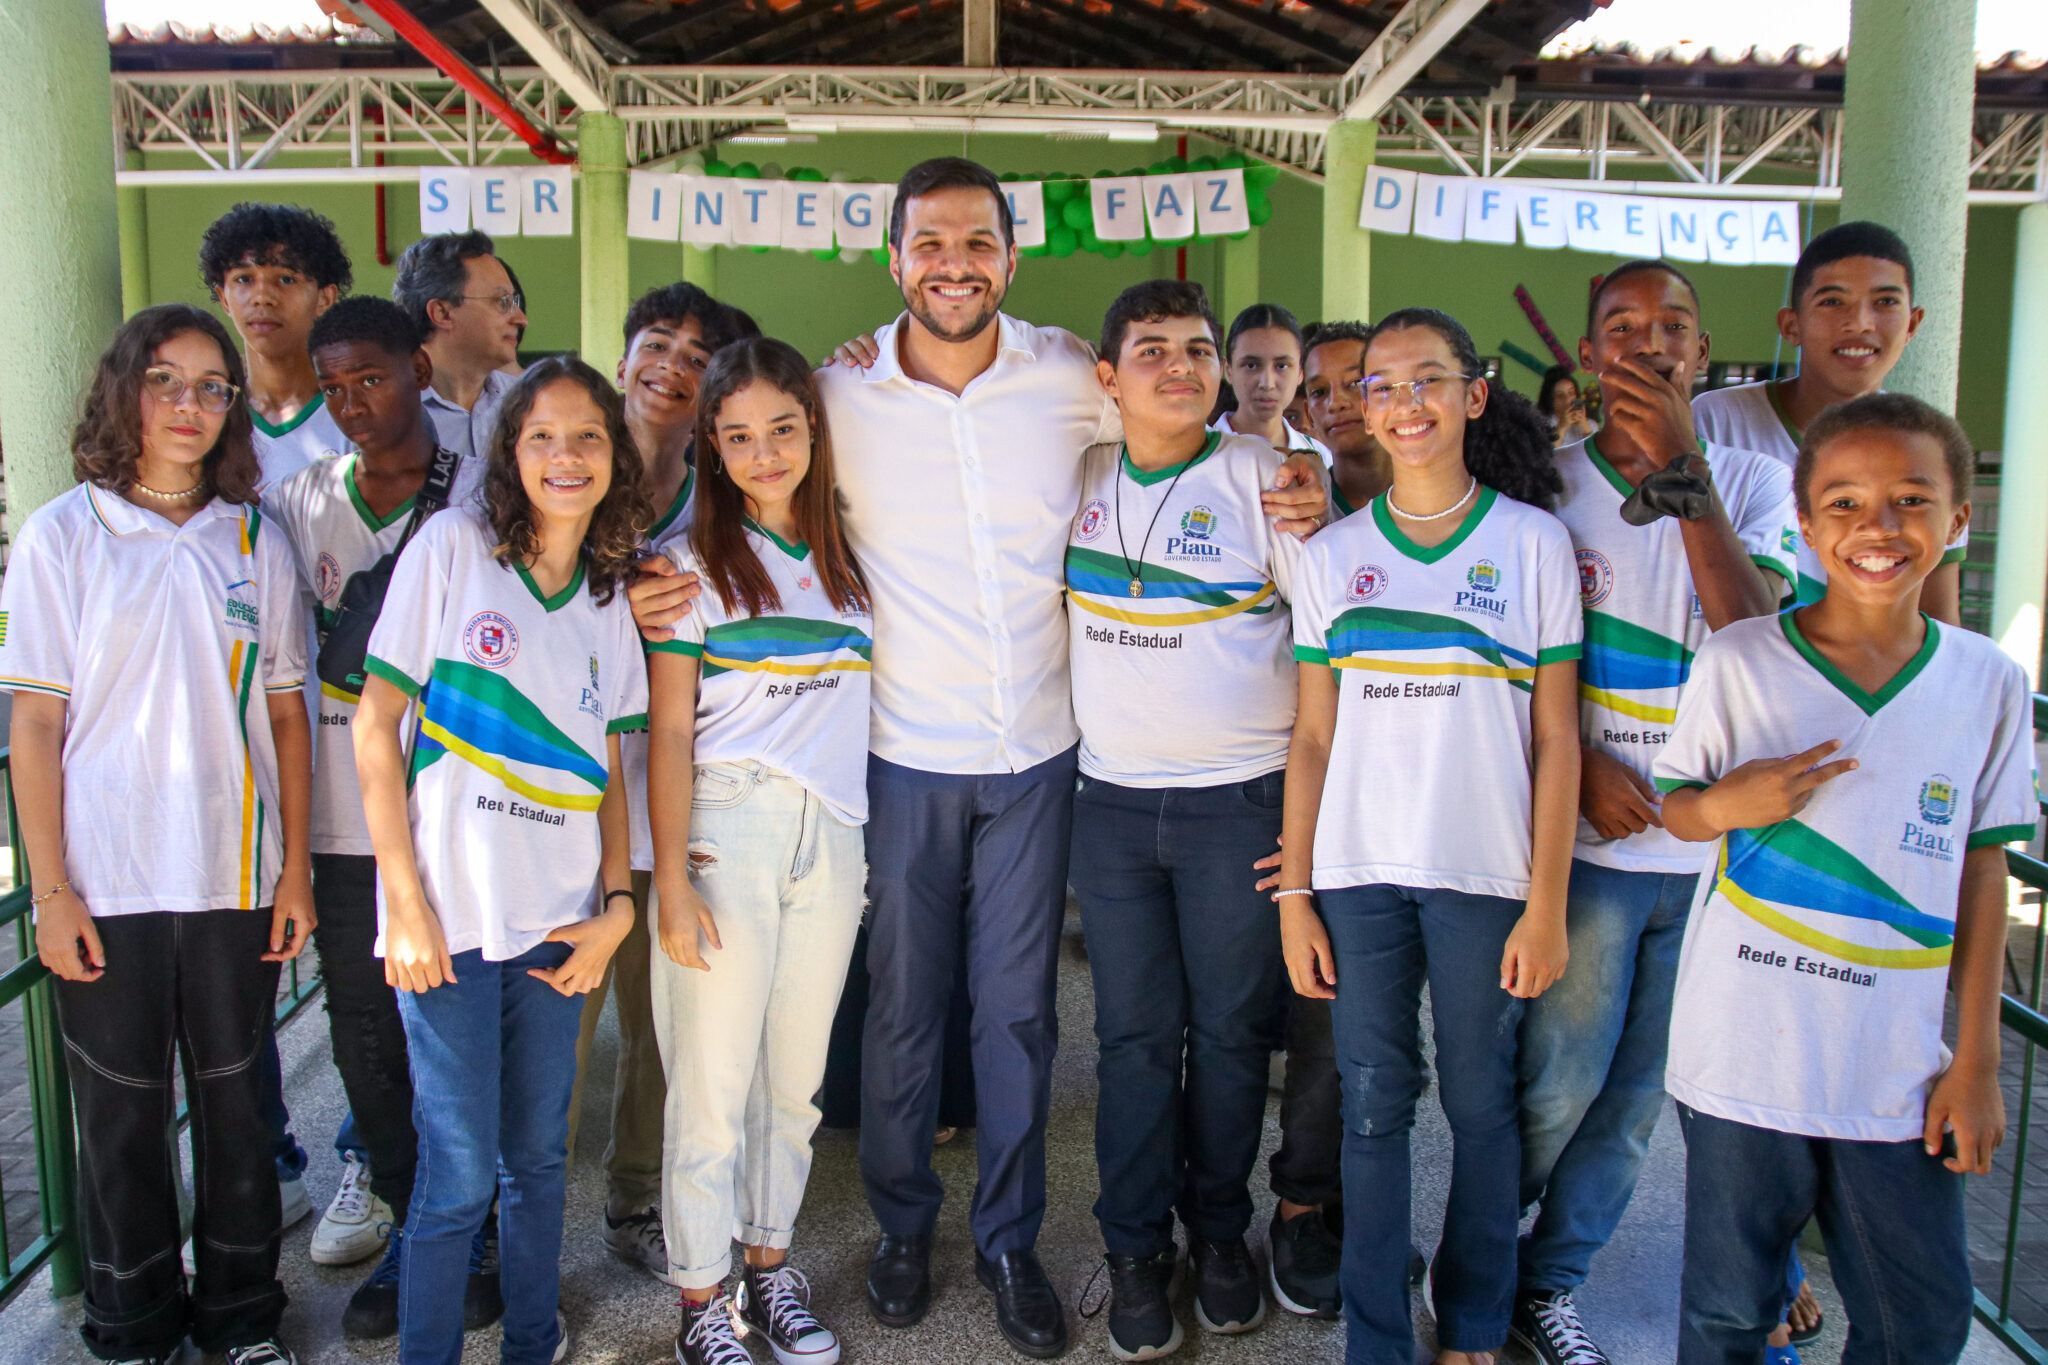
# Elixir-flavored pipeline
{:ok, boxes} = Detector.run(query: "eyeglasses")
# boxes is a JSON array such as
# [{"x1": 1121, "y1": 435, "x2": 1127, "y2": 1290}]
[
  {"x1": 461, "y1": 292, "x2": 525, "y2": 316},
  {"x1": 143, "y1": 367, "x2": 241, "y2": 414},
  {"x1": 1354, "y1": 373, "x2": 1479, "y2": 410}
]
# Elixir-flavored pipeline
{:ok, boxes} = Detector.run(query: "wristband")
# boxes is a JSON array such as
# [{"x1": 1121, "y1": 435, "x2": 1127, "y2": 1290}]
[
  {"x1": 1271, "y1": 888, "x2": 1314, "y2": 902},
  {"x1": 604, "y1": 889, "x2": 636, "y2": 907}
]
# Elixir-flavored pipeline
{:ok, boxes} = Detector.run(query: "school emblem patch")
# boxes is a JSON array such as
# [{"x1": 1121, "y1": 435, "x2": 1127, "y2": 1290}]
[
  {"x1": 1576, "y1": 548, "x2": 1613, "y2": 607},
  {"x1": 1466, "y1": 560, "x2": 1500, "y2": 592},
  {"x1": 464, "y1": 611, "x2": 519, "y2": 668},
  {"x1": 580, "y1": 652, "x2": 604, "y2": 719},
  {"x1": 1180, "y1": 505, "x2": 1216, "y2": 540},
  {"x1": 1918, "y1": 775, "x2": 1956, "y2": 826},
  {"x1": 1076, "y1": 499, "x2": 1110, "y2": 543},
  {"x1": 1346, "y1": 564, "x2": 1388, "y2": 604},
  {"x1": 315, "y1": 552, "x2": 343, "y2": 602}
]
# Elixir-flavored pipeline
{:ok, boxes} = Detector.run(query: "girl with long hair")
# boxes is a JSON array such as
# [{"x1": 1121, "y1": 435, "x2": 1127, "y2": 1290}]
[
  {"x1": 645, "y1": 336, "x2": 871, "y2": 1365},
  {"x1": 1276, "y1": 308, "x2": 1582, "y2": 1365},
  {"x1": 0, "y1": 304, "x2": 312, "y2": 1365},
  {"x1": 353, "y1": 355, "x2": 652, "y2": 1365},
  {"x1": 1214, "y1": 303, "x2": 1330, "y2": 460}
]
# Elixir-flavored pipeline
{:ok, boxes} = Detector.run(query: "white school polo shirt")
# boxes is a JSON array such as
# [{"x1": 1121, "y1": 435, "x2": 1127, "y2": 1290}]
[
  {"x1": 623, "y1": 470, "x2": 696, "y2": 870},
  {"x1": 364, "y1": 506, "x2": 648, "y2": 961},
  {"x1": 0, "y1": 485, "x2": 308, "y2": 914},
  {"x1": 421, "y1": 368, "x2": 514, "y2": 463},
  {"x1": 1066, "y1": 432, "x2": 1301, "y2": 786},
  {"x1": 647, "y1": 520, "x2": 874, "y2": 825},
  {"x1": 816, "y1": 312, "x2": 1119, "y2": 774},
  {"x1": 1553, "y1": 435, "x2": 1798, "y2": 872},
  {"x1": 1209, "y1": 412, "x2": 1332, "y2": 464},
  {"x1": 1653, "y1": 614, "x2": 2036, "y2": 1140},
  {"x1": 264, "y1": 450, "x2": 483, "y2": 855},
  {"x1": 251, "y1": 399, "x2": 349, "y2": 490}
]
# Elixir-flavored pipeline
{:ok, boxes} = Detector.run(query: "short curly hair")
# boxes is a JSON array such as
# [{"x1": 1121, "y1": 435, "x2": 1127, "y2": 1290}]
[
  {"x1": 198, "y1": 203, "x2": 353, "y2": 294},
  {"x1": 309, "y1": 296, "x2": 423, "y2": 362}
]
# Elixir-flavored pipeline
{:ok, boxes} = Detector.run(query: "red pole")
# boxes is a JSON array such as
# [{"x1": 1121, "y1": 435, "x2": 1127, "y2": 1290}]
[
  {"x1": 352, "y1": 0, "x2": 574, "y2": 165},
  {"x1": 1176, "y1": 135, "x2": 1188, "y2": 281}
]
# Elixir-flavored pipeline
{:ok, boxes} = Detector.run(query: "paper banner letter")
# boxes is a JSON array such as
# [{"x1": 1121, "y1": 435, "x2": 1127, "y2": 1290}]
[
  {"x1": 1516, "y1": 187, "x2": 1566, "y2": 249},
  {"x1": 1193, "y1": 167, "x2": 1250, "y2": 236},
  {"x1": 835, "y1": 184, "x2": 892, "y2": 251},
  {"x1": 522, "y1": 167, "x2": 573, "y2": 237},
  {"x1": 1706, "y1": 202, "x2": 1755, "y2": 266},
  {"x1": 1614, "y1": 195, "x2": 1660, "y2": 257},
  {"x1": 1142, "y1": 174, "x2": 1197, "y2": 241},
  {"x1": 1752, "y1": 202, "x2": 1801, "y2": 265},
  {"x1": 1656, "y1": 199, "x2": 1709, "y2": 263},
  {"x1": 1462, "y1": 181, "x2": 1517, "y2": 245},
  {"x1": 1413, "y1": 174, "x2": 1468, "y2": 242},
  {"x1": 628, "y1": 171, "x2": 683, "y2": 242},
  {"x1": 681, "y1": 175, "x2": 733, "y2": 247},
  {"x1": 732, "y1": 181, "x2": 785, "y2": 248},
  {"x1": 1564, "y1": 191, "x2": 1630, "y2": 254},
  {"x1": 419, "y1": 167, "x2": 471, "y2": 234},
  {"x1": 1092, "y1": 176, "x2": 1148, "y2": 242},
  {"x1": 781, "y1": 182, "x2": 835, "y2": 251},
  {"x1": 470, "y1": 169, "x2": 521, "y2": 236},
  {"x1": 1358, "y1": 165, "x2": 1416, "y2": 234},
  {"x1": 1004, "y1": 181, "x2": 1047, "y2": 249}
]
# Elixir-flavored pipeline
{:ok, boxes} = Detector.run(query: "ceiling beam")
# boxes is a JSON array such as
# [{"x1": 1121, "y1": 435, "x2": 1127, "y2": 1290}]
[
  {"x1": 1089, "y1": 0, "x2": 1276, "y2": 70},
  {"x1": 1340, "y1": 0, "x2": 1490, "y2": 120},
  {"x1": 1192, "y1": 0, "x2": 1345, "y2": 66},
  {"x1": 684, "y1": 0, "x2": 853, "y2": 62},
  {"x1": 616, "y1": 0, "x2": 760, "y2": 50},
  {"x1": 470, "y1": 0, "x2": 612, "y2": 111},
  {"x1": 1008, "y1": 5, "x2": 1189, "y2": 67},
  {"x1": 964, "y1": 0, "x2": 1000, "y2": 65}
]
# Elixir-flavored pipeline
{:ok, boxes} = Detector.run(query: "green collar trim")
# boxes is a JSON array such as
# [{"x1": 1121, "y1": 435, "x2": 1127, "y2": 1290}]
[
  {"x1": 515, "y1": 558, "x2": 586, "y2": 612},
  {"x1": 1582, "y1": 436, "x2": 1636, "y2": 499},
  {"x1": 745, "y1": 516, "x2": 808, "y2": 561},
  {"x1": 346, "y1": 455, "x2": 415, "y2": 532},
  {"x1": 649, "y1": 467, "x2": 695, "y2": 542},
  {"x1": 1780, "y1": 608, "x2": 1939, "y2": 716},
  {"x1": 1332, "y1": 484, "x2": 1357, "y2": 519},
  {"x1": 1371, "y1": 483, "x2": 1498, "y2": 564},
  {"x1": 1766, "y1": 380, "x2": 1805, "y2": 447},
  {"x1": 1121, "y1": 429, "x2": 1221, "y2": 486},
  {"x1": 250, "y1": 398, "x2": 325, "y2": 440}
]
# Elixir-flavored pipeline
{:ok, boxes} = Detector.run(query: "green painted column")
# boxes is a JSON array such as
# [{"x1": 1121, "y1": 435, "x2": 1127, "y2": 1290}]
[
  {"x1": 0, "y1": 0, "x2": 124, "y2": 521},
  {"x1": 577, "y1": 111, "x2": 630, "y2": 381},
  {"x1": 681, "y1": 244, "x2": 718, "y2": 297},
  {"x1": 1220, "y1": 230, "x2": 1259, "y2": 328},
  {"x1": 1992, "y1": 202, "x2": 2048, "y2": 683},
  {"x1": 119, "y1": 148, "x2": 151, "y2": 318},
  {"x1": 1839, "y1": 0, "x2": 1978, "y2": 412},
  {"x1": 1321, "y1": 118, "x2": 1376, "y2": 325}
]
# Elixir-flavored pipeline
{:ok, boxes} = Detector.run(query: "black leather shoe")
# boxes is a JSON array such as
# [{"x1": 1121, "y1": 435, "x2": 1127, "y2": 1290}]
[
  {"x1": 976, "y1": 1249, "x2": 1069, "y2": 1358},
  {"x1": 867, "y1": 1233, "x2": 933, "y2": 1328}
]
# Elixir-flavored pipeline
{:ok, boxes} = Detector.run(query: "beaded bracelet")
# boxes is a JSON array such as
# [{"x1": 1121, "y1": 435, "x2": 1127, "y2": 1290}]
[
  {"x1": 30, "y1": 881, "x2": 71, "y2": 908},
  {"x1": 1270, "y1": 888, "x2": 1314, "y2": 902}
]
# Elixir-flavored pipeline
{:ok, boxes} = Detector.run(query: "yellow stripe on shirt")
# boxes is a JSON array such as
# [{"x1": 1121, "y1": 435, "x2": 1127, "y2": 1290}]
[
  {"x1": 1067, "y1": 580, "x2": 1277, "y2": 628},
  {"x1": 1578, "y1": 684, "x2": 1678, "y2": 726},
  {"x1": 1714, "y1": 842, "x2": 1951, "y2": 971},
  {"x1": 698, "y1": 655, "x2": 875, "y2": 678},
  {"x1": 419, "y1": 718, "x2": 606, "y2": 813},
  {"x1": 1328, "y1": 656, "x2": 1536, "y2": 683}
]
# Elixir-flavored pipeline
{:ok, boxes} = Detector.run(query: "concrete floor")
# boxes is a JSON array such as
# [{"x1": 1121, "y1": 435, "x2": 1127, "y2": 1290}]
[{"x1": 0, "y1": 924, "x2": 2022, "y2": 1364}]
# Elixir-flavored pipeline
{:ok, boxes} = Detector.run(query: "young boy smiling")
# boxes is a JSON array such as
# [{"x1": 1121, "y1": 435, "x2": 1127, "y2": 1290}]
[{"x1": 1654, "y1": 393, "x2": 2033, "y2": 1364}]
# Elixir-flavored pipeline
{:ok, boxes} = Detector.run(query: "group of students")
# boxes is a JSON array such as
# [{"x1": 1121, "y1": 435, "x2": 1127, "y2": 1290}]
[{"x1": 0, "y1": 153, "x2": 2027, "y2": 1365}]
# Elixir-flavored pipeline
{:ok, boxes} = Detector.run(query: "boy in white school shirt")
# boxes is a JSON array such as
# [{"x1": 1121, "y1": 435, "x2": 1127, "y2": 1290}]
[{"x1": 1655, "y1": 393, "x2": 2033, "y2": 1365}]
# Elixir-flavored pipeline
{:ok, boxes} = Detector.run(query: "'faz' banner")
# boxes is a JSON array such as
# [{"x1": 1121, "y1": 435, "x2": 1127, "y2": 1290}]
[{"x1": 1357, "y1": 164, "x2": 1803, "y2": 266}]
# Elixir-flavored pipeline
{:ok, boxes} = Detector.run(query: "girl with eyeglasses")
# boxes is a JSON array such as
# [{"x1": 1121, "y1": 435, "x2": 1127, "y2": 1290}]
[
  {"x1": 1275, "y1": 308, "x2": 1582, "y2": 1365},
  {"x1": 0, "y1": 303, "x2": 315, "y2": 1365}
]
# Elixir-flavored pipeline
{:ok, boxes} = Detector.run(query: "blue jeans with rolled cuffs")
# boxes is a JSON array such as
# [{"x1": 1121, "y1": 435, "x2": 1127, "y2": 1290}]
[
  {"x1": 1518, "y1": 860, "x2": 1695, "y2": 1292},
  {"x1": 395, "y1": 941, "x2": 582, "y2": 1365},
  {"x1": 1319, "y1": 882, "x2": 1527, "y2": 1365},
  {"x1": 1069, "y1": 770, "x2": 1286, "y2": 1258}
]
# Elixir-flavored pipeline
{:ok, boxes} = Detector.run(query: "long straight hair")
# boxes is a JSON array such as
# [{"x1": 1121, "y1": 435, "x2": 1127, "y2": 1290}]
[{"x1": 689, "y1": 337, "x2": 867, "y2": 618}]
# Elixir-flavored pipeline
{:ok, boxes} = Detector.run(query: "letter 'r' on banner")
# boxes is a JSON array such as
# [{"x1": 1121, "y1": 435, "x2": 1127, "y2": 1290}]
[
  {"x1": 1706, "y1": 202, "x2": 1756, "y2": 265},
  {"x1": 470, "y1": 169, "x2": 522, "y2": 236},
  {"x1": 1358, "y1": 165, "x2": 1416, "y2": 234},
  {"x1": 419, "y1": 167, "x2": 471, "y2": 234},
  {"x1": 1516, "y1": 186, "x2": 1566, "y2": 248},
  {"x1": 1142, "y1": 173, "x2": 1197, "y2": 241},
  {"x1": 1004, "y1": 182, "x2": 1046, "y2": 250},
  {"x1": 731, "y1": 181, "x2": 785, "y2": 248},
  {"x1": 1412, "y1": 174, "x2": 1467, "y2": 242},
  {"x1": 680, "y1": 175, "x2": 733, "y2": 247},
  {"x1": 1752, "y1": 202, "x2": 1801, "y2": 265},
  {"x1": 627, "y1": 170, "x2": 683, "y2": 242},
  {"x1": 1194, "y1": 168, "x2": 1250, "y2": 236},
  {"x1": 1092, "y1": 176, "x2": 1149, "y2": 242},
  {"x1": 1462, "y1": 182, "x2": 1517, "y2": 245},
  {"x1": 834, "y1": 184, "x2": 892, "y2": 251},
  {"x1": 1656, "y1": 199, "x2": 1710, "y2": 263},
  {"x1": 522, "y1": 167, "x2": 573, "y2": 237},
  {"x1": 781, "y1": 181, "x2": 835, "y2": 251}
]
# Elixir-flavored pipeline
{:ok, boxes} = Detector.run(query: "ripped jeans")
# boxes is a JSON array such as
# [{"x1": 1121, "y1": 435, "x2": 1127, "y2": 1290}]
[
  {"x1": 1318, "y1": 883, "x2": 1527, "y2": 1365},
  {"x1": 649, "y1": 760, "x2": 866, "y2": 1289}
]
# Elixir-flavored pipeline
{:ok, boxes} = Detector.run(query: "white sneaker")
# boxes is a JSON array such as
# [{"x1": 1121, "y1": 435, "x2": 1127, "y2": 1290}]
[
  {"x1": 181, "y1": 1235, "x2": 195, "y2": 1279},
  {"x1": 279, "y1": 1171, "x2": 313, "y2": 1230},
  {"x1": 552, "y1": 1312, "x2": 572, "y2": 1364},
  {"x1": 310, "y1": 1153, "x2": 392, "y2": 1266}
]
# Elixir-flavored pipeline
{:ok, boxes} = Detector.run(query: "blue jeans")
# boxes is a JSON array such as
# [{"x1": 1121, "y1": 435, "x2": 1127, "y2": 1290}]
[
  {"x1": 1321, "y1": 883, "x2": 1526, "y2": 1365},
  {"x1": 255, "y1": 1016, "x2": 307, "y2": 1182},
  {"x1": 1677, "y1": 1104, "x2": 1972, "y2": 1365},
  {"x1": 395, "y1": 943, "x2": 582, "y2": 1365},
  {"x1": 859, "y1": 746, "x2": 1077, "y2": 1258},
  {"x1": 1070, "y1": 772, "x2": 1285, "y2": 1257},
  {"x1": 1517, "y1": 861, "x2": 1695, "y2": 1291}
]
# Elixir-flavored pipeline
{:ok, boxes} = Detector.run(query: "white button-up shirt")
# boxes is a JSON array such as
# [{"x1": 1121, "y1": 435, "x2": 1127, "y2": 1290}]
[
  {"x1": 422, "y1": 367, "x2": 514, "y2": 462},
  {"x1": 818, "y1": 312, "x2": 1118, "y2": 774}
]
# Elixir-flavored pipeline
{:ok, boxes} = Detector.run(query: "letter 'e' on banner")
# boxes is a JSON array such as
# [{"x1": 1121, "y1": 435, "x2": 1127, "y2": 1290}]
[
  {"x1": 1194, "y1": 167, "x2": 1250, "y2": 236},
  {"x1": 1092, "y1": 176, "x2": 1149, "y2": 242},
  {"x1": 835, "y1": 183, "x2": 892, "y2": 251},
  {"x1": 469, "y1": 168, "x2": 522, "y2": 236},
  {"x1": 1751, "y1": 202, "x2": 1801, "y2": 265},
  {"x1": 1656, "y1": 199, "x2": 1710, "y2": 263},
  {"x1": 1462, "y1": 181, "x2": 1517, "y2": 245},
  {"x1": 1412, "y1": 174, "x2": 1468, "y2": 242},
  {"x1": 780, "y1": 181, "x2": 835, "y2": 251},
  {"x1": 419, "y1": 167, "x2": 471, "y2": 234},
  {"x1": 521, "y1": 167, "x2": 573, "y2": 237},
  {"x1": 628, "y1": 171, "x2": 683, "y2": 242},
  {"x1": 1358, "y1": 165, "x2": 1416, "y2": 234},
  {"x1": 1706, "y1": 202, "x2": 1756, "y2": 266},
  {"x1": 1004, "y1": 181, "x2": 1047, "y2": 249},
  {"x1": 1516, "y1": 185, "x2": 1567, "y2": 249},
  {"x1": 680, "y1": 175, "x2": 733, "y2": 247}
]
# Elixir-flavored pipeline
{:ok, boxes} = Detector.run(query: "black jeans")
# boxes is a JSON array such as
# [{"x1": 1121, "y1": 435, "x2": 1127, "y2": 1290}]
[
  {"x1": 1270, "y1": 992, "x2": 1343, "y2": 1208},
  {"x1": 55, "y1": 909, "x2": 285, "y2": 1360},
  {"x1": 312, "y1": 852, "x2": 417, "y2": 1220}
]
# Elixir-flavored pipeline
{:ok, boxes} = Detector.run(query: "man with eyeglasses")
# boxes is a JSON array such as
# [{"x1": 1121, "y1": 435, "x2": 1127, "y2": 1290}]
[{"x1": 391, "y1": 231, "x2": 528, "y2": 460}]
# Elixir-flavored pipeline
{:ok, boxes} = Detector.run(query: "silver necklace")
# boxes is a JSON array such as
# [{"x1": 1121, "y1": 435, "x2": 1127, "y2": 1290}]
[
  {"x1": 132, "y1": 478, "x2": 206, "y2": 503},
  {"x1": 1386, "y1": 477, "x2": 1476, "y2": 523}
]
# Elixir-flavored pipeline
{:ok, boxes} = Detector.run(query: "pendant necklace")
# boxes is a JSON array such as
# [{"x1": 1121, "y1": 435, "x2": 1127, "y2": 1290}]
[{"x1": 1115, "y1": 444, "x2": 1196, "y2": 598}]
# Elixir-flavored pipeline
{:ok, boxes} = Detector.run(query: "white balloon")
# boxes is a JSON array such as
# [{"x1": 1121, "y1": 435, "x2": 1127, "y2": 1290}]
[
  {"x1": 840, "y1": 247, "x2": 866, "y2": 264},
  {"x1": 828, "y1": 169, "x2": 853, "y2": 182},
  {"x1": 759, "y1": 162, "x2": 785, "y2": 179}
]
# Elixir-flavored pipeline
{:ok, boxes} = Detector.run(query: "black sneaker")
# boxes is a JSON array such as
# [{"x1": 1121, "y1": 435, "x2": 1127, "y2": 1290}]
[
  {"x1": 1511, "y1": 1289, "x2": 1612, "y2": 1365},
  {"x1": 1189, "y1": 1237, "x2": 1265, "y2": 1335},
  {"x1": 1094, "y1": 1250, "x2": 1182, "y2": 1362},
  {"x1": 224, "y1": 1343, "x2": 296, "y2": 1365},
  {"x1": 737, "y1": 1260, "x2": 841, "y2": 1364},
  {"x1": 341, "y1": 1228, "x2": 403, "y2": 1340},
  {"x1": 464, "y1": 1211, "x2": 504, "y2": 1331},
  {"x1": 676, "y1": 1293, "x2": 752, "y2": 1365},
  {"x1": 1266, "y1": 1206, "x2": 1340, "y2": 1319}
]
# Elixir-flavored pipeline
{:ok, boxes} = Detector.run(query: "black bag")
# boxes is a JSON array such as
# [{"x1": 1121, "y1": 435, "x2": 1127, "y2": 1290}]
[{"x1": 317, "y1": 447, "x2": 462, "y2": 693}]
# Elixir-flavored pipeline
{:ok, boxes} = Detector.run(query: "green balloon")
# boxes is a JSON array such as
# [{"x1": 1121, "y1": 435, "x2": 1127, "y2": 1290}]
[
  {"x1": 870, "y1": 247, "x2": 889, "y2": 264},
  {"x1": 792, "y1": 166, "x2": 826, "y2": 182},
  {"x1": 1163, "y1": 156, "x2": 1188, "y2": 173},
  {"x1": 752, "y1": 245, "x2": 770, "y2": 253},
  {"x1": 1220, "y1": 152, "x2": 1248, "y2": 170},
  {"x1": 704, "y1": 161, "x2": 732, "y2": 178},
  {"x1": 1062, "y1": 198, "x2": 1093, "y2": 231},
  {"x1": 1100, "y1": 241, "x2": 1124, "y2": 259},
  {"x1": 1189, "y1": 155, "x2": 1218, "y2": 173},
  {"x1": 1229, "y1": 229, "x2": 1252, "y2": 240},
  {"x1": 1248, "y1": 197, "x2": 1274, "y2": 227},
  {"x1": 1047, "y1": 225, "x2": 1079, "y2": 258},
  {"x1": 811, "y1": 246, "x2": 837, "y2": 259},
  {"x1": 1127, "y1": 239, "x2": 1153, "y2": 257},
  {"x1": 1079, "y1": 225, "x2": 1101, "y2": 251},
  {"x1": 1246, "y1": 164, "x2": 1282, "y2": 189},
  {"x1": 732, "y1": 161, "x2": 760, "y2": 179},
  {"x1": 1043, "y1": 179, "x2": 1077, "y2": 206},
  {"x1": 1094, "y1": 168, "x2": 1116, "y2": 179}
]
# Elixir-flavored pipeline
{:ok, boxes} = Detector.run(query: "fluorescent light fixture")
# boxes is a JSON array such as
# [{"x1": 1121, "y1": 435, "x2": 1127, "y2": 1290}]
[
  {"x1": 780, "y1": 112, "x2": 1158, "y2": 142},
  {"x1": 722, "y1": 132, "x2": 819, "y2": 144}
]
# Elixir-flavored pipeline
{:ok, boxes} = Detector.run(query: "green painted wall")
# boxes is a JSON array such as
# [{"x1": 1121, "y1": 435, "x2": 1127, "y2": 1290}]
[{"x1": 128, "y1": 133, "x2": 2018, "y2": 450}]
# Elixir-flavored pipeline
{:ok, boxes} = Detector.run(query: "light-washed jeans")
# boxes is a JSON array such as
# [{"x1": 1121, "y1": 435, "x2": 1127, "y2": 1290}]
[
  {"x1": 651, "y1": 761, "x2": 865, "y2": 1289},
  {"x1": 1517, "y1": 860, "x2": 1695, "y2": 1293}
]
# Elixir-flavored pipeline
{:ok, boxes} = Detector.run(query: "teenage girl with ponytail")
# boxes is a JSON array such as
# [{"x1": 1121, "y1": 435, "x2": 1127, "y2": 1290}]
[
  {"x1": 1213, "y1": 304, "x2": 1330, "y2": 461},
  {"x1": 1275, "y1": 308, "x2": 1582, "y2": 1365}
]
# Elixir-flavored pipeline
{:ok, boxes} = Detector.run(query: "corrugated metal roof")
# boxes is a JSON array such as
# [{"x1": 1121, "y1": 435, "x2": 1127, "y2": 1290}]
[
  {"x1": 108, "y1": 19, "x2": 378, "y2": 46},
  {"x1": 1538, "y1": 38, "x2": 2046, "y2": 74}
]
